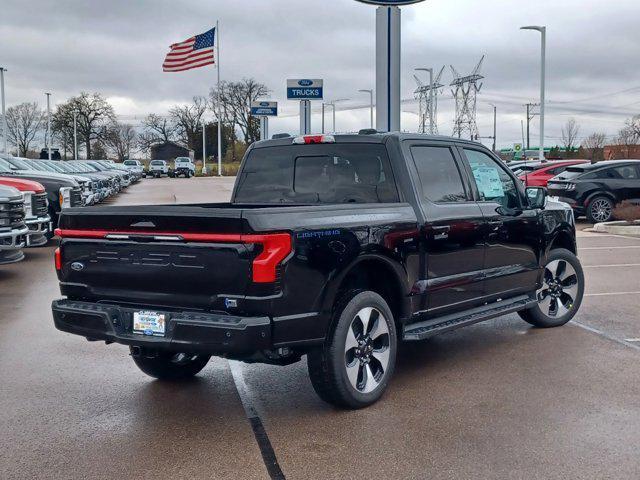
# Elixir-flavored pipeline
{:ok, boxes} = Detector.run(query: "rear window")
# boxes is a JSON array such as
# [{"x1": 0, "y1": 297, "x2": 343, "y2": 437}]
[
  {"x1": 554, "y1": 168, "x2": 586, "y2": 181},
  {"x1": 150, "y1": 160, "x2": 164, "y2": 166},
  {"x1": 234, "y1": 144, "x2": 399, "y2": 204},
  {"x1": 123, "y1": 160, "x2": 137, "y2": 166}
]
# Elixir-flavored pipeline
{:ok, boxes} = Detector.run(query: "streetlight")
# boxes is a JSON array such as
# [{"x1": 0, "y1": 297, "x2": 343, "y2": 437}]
[
  {"x1": 489, "y1": 103, "x2": 497, "y2": 152},
  {"x1": 326, "y1": 99, "x2": 349, "y2": 133},
  {"x1": 521, "y1": 25, "x2": 546, "y2": 161},
  {"x1": 358, "y1": 89, "x2": 374, "y2": 129},
  {"x1": 0, "y1": 67, "x2": 6, "y2": 154},
  {"x1": 415, "y1": 68, "x2": 434, "y2": 134},
  {"x1": 45, "y1": 92, "x2": 52, "y2": 160},
  {"x1": 73, "y1": 110, "x2": 78, "y2": 160}
]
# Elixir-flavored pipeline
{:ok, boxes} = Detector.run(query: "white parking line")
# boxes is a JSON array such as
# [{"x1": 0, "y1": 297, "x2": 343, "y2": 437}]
[
  {"x1": 580, "y1": 246, "x2": 640, "y2": 250},
  {"x1": 571, "y1": 321, "x2": 640, "y2": 352},
  {"x1": 583, "y1": 263, "x2": 640, "y2": 268},
  {"x1": 584, "y1": 291, "x2": 640, "y2": 297}
]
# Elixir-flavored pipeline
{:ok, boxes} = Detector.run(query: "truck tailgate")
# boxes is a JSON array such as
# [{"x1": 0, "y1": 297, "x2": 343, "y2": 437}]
[{"x1": 55, "y1": 205, "x2": 290, "y2": 310}]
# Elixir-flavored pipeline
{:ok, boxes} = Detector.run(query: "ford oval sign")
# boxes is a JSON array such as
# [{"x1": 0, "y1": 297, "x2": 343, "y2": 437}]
[
  {"x1": 355, "y1": 0, "x2": 425, "y2": 5},
  {"x1": 287, "y1": 79, "x2": 324, "y2": 100}
]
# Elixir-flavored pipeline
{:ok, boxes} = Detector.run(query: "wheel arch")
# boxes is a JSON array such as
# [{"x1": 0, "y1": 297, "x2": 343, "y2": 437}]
[
  {"x1": 548, "y1": 228, "x2": 577, "y2": 256},
  {"x1": 324, "y1": 254, "x2": 411, "y2": 326}
]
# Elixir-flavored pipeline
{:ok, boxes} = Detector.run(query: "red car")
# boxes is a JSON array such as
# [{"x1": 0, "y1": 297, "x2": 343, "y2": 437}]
[
  {"x1": 518, "y1": 160, "x2": 590, "y2": 188},
  {"x1": 0, "y1": 176, "x2": 51, "y2": 246}
]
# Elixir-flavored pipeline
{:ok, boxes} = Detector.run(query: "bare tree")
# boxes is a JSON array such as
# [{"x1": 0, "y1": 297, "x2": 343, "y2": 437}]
[
  {"x1": 169, "y1": 96, "x2": 207, "y2": 151},
  {"x1": 561, "y1": 118, "x2": 580, "y2": 153},
  {"x1": 103, "y1": 122, "x2": 137, "y2": 161},
  {"x1": 5, "y1": 102, "x2": 44, "y2": 157},
  {"x1": 210, "y1": 78, "x2": 269, "y2": 145},
  {"x1": 138, "y1": 113, "x2": 179, "y2": 151},
  {"x1": 52, "y1": 92, "x2": 115, "y2": 159},
  {"x1": 581, "y1": 132, "x2": 608, "y2": 162}
]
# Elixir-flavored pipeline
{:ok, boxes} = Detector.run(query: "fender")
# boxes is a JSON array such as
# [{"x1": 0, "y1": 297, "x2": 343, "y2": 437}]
[
  {"x1": 318, "y1": 251, "x2": 411, "y2": 321},
  {"x1": 583, "y1": 189, "x2": 617, "y2": 209}
]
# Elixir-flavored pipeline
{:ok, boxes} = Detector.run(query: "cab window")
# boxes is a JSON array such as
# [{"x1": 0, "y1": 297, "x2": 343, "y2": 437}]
[
  {"x1": 410, "y1": 146, "x2": 467, "y2": 203},
  {"x1": 463, "y1": 149, "x2": 520, "y2": 209}
]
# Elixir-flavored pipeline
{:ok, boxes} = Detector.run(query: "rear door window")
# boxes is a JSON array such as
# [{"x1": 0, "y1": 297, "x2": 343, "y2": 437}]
[
  {"x1": 614, "y1": 165, "x2": 639, "y2": 179},
  {"x1": 410, "y1": 146, "x2": 467, "y2": 203}
]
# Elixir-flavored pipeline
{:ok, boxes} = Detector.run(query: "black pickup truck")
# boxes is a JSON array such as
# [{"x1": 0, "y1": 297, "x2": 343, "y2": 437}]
[{"x1": 52, "y1": 133, "x2": 584, "y2": 408}]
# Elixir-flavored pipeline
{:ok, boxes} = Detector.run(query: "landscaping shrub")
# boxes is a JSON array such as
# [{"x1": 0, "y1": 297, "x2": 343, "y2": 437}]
[{"x1": 613, "y1": 200, "x2": 640, "y2": 222}]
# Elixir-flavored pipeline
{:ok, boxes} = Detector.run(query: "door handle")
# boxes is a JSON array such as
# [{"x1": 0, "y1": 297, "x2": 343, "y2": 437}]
[
  {"x1": 488, "y1": 220, "x2": 503, "y2": 231},
  {"x1": 432, "y1": 226, "x2": 450, "y2": 240}
]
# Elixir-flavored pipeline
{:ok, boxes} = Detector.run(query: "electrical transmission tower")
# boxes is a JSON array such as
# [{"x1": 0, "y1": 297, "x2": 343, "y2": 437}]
[
  {"x1": 450, "y1": 55, "x2": 485, "y2": 140},
  {"x1": 413, "y1": 66, "x2": 445, "y2": 134}
]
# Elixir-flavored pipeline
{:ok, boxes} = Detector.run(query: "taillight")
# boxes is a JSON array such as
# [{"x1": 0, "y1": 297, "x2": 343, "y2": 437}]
[
  {"x1": 54, "y1": 247, "x2": 62, "y2": 271},
  {"x1": 292, "y1": 135, "x2": 335, "y2": 145},
  {"x1": 245, "y1": 233, "x2": 292, "y2": 283}
]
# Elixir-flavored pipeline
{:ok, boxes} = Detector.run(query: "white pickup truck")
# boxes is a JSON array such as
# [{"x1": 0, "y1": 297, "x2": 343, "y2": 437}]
[
  {"x1": 148, "y1": 160, "x2": 170, "y2": 178},
  {"x1": 173, "y1": 157, "x2": 195, "y2": 178}
]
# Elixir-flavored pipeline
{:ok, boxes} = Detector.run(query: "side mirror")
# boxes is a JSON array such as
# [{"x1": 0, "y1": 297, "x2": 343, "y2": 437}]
[{"x1": 526, "y1": 186, "x2": 546, "y2": 209}]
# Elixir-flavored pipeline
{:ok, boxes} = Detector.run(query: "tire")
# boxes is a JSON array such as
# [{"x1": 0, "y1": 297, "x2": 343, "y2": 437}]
[
  {"x1": 518, "y1": 248, "x2": 584, "y2": 328},
  {"x1": 130, "y1": 348, "x2": 210, "y2": 380},
  {"x1": 307, "y1": 290, "x2": 397, "y2": 409},
  {"x1": 586, "y1": 196, "x2": 614, "y2": 223}
]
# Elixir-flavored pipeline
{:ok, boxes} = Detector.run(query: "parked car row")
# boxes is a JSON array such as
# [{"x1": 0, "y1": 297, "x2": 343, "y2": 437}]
[
  {"x1": 0, "y1": 154, "x2": 143, "y2": 265},
  {"x1": 506, "y1": 158, "x2": 640, "y2": 222}
]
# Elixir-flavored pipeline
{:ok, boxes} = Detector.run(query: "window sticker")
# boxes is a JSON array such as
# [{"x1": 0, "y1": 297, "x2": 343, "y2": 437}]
[{"x1": 471, "y1": 165, "x2": 505, "y2": 199}]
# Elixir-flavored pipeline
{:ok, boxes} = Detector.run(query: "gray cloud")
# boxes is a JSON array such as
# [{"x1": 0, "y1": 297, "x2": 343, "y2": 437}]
[{"x1": 1, "y1": 0, "x2": 639, "y2": 149}]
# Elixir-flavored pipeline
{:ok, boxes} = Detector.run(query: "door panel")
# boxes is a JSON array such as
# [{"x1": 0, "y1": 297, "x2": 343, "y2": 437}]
[
  {"x1": 461, "y1": 148, "x2": 540, "y2": 298},
  {"x1": 408, "y1": 144, "x2": 486, "y2": 315}
]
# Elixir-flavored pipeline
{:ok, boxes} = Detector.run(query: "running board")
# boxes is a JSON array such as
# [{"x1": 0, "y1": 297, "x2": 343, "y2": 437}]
[{"x1": 403, "y1": 295, "x2": 538, "y2": 341}]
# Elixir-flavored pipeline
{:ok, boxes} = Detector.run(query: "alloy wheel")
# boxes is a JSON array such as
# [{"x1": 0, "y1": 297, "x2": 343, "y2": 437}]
[
  {"x1": 591, "y1": 199, "x2": 612, "y2": 222},
  {"x1": 537, "y1": 259, "x2": 579, "y2": 318},
  {"x1": 344, "y1": 307, "x2": 391, "y2": 394}
]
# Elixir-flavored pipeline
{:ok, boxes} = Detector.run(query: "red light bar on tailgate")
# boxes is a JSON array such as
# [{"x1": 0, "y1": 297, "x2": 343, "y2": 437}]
[{"x1": 55, "y1": 229, "x2": 292, "y2": 283}]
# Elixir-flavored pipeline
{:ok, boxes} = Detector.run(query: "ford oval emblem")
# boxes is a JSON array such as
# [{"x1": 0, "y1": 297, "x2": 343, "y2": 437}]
[
  {"x1": 71, "y1": 262, "x2": 85, "y2": 271},
  {"x1": 298, "y1": 79, "x2": 313, "y2": 87},
  {"x1": 260, "y1": 101, "x2": 269, "y2": 106}
]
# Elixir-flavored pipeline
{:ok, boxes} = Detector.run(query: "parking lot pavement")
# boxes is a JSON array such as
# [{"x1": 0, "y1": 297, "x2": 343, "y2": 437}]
[{"x1": 1, "y1": 177, "x2": 639, "y2": 480}]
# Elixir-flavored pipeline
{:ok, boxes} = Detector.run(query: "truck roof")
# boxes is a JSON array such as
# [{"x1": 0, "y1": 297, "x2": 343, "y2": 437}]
[{"x1": 252, "y1": 132, "x2": 486, "y2": 149}]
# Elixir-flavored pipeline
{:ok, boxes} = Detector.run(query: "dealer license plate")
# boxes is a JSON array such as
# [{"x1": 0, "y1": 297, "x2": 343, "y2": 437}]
[{"x1": 133, "y1": 311, "x2": 166, "y2": 336}]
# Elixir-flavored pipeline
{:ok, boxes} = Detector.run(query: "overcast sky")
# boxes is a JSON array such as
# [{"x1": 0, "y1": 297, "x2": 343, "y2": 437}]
[{"x1": 2, "y1": 0, "x2": 640, "y2": 150}]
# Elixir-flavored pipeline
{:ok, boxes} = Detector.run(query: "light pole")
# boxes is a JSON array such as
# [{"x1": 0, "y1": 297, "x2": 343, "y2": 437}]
[
  {"x1": 0, "y1": 67, "x2": 6, "y2": 154},
  {"x1": 358, "y1": 89, "x2": 374, "y2": 129},
  {"x1": 489, "y1": 103, "x2": 497, "y2": 152},
  {"x1": 321, "y1": 103, "x2": 325, "y2": 134},
  {"x1": 521, "y1": 25, "x2": 546, "y2": 161},
  {"x1": 73, "y1": 111, "x2": 78, "y2": 160},
  {"x1": 415, "y1": 68, "x2": 434, "y2": 134},
  {"x1": 202, "y1": 120, "x2": 207, "y2": 175},
  {"x1": 45, "y1": 92, "x2": 52, "y2": 160},
  {"x1": 327, "y1": 99, "x2": 348, "y2": 133}
]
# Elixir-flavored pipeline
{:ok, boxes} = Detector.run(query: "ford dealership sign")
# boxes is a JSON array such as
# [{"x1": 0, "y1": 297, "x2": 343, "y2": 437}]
[
  {"x1": 287, "y1": 79, "x2": 323, "y2": 100},
  {"x1": 250, "y1": 101, "x2": 278, "y2": 116}
]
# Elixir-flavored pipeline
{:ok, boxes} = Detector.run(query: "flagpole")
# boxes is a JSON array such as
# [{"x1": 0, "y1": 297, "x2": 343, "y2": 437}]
[{"x1": 216, "y1": 20, "x2": 222, "y2": 177}]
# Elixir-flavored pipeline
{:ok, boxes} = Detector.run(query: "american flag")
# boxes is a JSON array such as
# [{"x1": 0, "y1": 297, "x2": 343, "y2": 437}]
[{"x1": 163, "y1": 28, "x2": 216, "y2": 72}]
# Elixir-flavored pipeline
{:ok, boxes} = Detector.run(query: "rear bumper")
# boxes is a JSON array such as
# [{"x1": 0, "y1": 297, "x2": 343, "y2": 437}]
[{"x1": 51, "y1": 299, "x2": 272, "y2": 355}]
